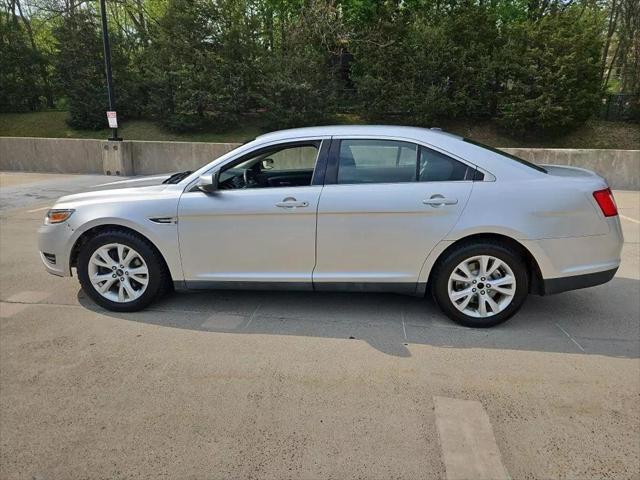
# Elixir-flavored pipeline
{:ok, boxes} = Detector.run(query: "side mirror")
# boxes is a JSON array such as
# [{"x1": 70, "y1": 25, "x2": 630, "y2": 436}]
[
  {"x1": 262, "y1": 158, "x2": 274, "y2": 170},
  {"x1": 196, "y1": 171, "x2": 219, "y2": 193}
]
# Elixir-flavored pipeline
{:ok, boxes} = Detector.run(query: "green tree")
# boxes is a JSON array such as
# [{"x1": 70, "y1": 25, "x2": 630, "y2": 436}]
[
  {"x1": 498, "y1": 7, "x2": 604, "y2": 134},
  {"x1": 348, "y1": 1, "x2": 503, "y2": 125},
  {"x1": 53, "y1": 10, "x2": 108, "y2": 129},
  {"x1": 144, "y1": 0, "x2": 260, "y2": 132},
  {"x1": 258, "y1": 0, "x2": 343, "y2": 129},
  {"x1": 0, "y1": 13, "x2": 47, "y2": 112}
]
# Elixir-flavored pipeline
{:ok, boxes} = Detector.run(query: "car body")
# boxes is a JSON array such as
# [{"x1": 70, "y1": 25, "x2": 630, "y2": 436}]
[{"x1": 38, "y1": 125, "x2": 623, "y2": 326}]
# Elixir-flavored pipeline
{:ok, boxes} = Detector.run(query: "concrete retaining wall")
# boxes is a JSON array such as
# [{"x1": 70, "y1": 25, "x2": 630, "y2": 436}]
[
  {"x1": 130, "y1": 140, "x2": 239, "y2": 175},
  {"x1": 0, "y1": 137, "x2": 104, "y2": 174},
  {"x1": 1, "y1": 137, "x2": 638, "y2": 189}
]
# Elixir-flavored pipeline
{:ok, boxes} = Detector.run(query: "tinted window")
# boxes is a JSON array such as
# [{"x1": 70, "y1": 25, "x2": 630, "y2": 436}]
[
  {"x1": 419, "y1": 147, "x2": 469, "y2": 182},
  {"x1": 463, "y1": 138, "x2": 547, "y2": 173},
  {"x1": 337, "y1": 140, "x2": 418, "y2": 184}
]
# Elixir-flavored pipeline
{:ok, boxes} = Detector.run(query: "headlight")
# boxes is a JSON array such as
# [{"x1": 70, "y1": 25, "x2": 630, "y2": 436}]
[{"x1": 45, "y1": 209, "x2": 75, "y2": 225}]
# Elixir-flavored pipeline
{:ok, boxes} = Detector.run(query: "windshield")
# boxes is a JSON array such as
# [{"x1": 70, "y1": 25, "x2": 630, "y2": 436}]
[{"x1": 463, "y1": 138, "x2": 548, "y2": 174}]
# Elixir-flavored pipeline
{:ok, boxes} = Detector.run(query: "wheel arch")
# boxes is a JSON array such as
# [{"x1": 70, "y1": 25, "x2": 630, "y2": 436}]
[
  {"x1": 69, "y1": 223, "x2": 173, "y2": 283},
  {"x1": 421, "y1": 233, "x2": 544, "y2": 295}
]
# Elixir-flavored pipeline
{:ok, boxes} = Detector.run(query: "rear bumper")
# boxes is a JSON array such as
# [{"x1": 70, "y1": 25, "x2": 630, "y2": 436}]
[
  {"x1": 521, "y1": 217, "x2": 623, "y2": 281},
  {"x1": 543, "y1": 267, "x2": 618, "y2": 295}
]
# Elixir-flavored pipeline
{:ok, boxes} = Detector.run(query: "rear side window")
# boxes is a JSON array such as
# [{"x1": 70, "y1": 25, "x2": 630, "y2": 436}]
[
  {"x1": 337, "y1": 139, "x2": 418, "y2": 184},
  {"x1": 336, "y1": 139, "x2": 474, "y2": 184}
]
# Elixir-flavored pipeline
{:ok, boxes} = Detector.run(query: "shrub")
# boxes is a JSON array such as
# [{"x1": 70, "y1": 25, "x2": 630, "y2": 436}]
[
  {"x1": 53, "y1": 12, "x2": 108, "y2": 130},
  {"x1": 498, "y1": 8, "x2": 603, "y2": 135}
]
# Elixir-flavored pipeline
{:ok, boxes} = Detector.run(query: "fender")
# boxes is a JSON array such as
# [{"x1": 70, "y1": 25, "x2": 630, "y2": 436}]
[{"x1": 66, "y1": 216, "x2": 184, "y2": 281}]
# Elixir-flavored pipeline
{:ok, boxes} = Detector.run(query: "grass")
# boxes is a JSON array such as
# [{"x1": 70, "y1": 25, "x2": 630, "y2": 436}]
[
  {"x1": 1, "y1": 110, "x2": 638, "y2": 149},
  {"x1": 0, "y1": 111, "x2": 262, "y2": 143}
]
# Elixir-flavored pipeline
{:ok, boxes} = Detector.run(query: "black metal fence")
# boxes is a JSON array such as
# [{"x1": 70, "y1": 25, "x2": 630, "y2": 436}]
[{"x1": 600, "y1": 94, "x2": 639, "y2": 121}]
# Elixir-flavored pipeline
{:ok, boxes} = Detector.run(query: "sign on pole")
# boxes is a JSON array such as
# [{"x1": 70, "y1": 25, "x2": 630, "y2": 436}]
[{"x1": 106, "y1": 111, "x2": 118, "y2": 129}]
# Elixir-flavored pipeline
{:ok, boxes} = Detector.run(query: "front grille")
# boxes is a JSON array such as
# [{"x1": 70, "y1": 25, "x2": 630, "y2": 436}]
[{"x1": 42, "y1": 252, "x2": 56, "y2": 265}]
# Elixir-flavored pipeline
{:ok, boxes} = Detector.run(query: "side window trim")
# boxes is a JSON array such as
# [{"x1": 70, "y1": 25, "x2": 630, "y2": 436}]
[
  {"x1": 324, "y1": 137, "x2": 341, "y2": 185},
  {"x1": 311, "y1": 138, "x2": 332, "y2": 186}
]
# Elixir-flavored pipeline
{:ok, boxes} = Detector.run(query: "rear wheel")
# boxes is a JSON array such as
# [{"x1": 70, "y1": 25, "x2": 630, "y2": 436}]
[
  {"x1": 431, "y1": 241, "x2": 529, "y2": 327},
  {"x1": 77, "y1": 230, "x2": 169, "y2": 312}
]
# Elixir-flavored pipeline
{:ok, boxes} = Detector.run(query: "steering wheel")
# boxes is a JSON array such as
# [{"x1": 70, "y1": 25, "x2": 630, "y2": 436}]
[{"x1": 242, "y1": 168, "x2": 258, "y2": 188}]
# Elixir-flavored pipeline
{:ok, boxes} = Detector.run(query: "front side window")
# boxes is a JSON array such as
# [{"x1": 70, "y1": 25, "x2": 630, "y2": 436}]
[
  {"x1": 336, "y1": 139, "x2": 472, "y2": 184},
  {"x1": 219, "y1": 142, "x2": 320, "y2": 189}
]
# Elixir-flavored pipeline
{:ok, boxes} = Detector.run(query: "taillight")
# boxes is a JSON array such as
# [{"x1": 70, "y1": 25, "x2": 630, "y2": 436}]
[{"x1": 593, "y1": 188, "x2": 618, "y2": 217}]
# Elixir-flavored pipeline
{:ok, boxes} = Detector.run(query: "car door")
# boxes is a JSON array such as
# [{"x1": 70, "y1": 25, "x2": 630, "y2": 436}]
[
  {"x1": 178, "y1": 139, "x2": 329, "y2": 287},
  {"x1": 313, "y1": 137, "x2": 474, "y2": 292}
]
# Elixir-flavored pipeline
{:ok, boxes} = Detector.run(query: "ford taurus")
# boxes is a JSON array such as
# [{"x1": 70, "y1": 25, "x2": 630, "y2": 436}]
[{"x1": 38, "y1": 126, "x2": 623, "y2": 327}]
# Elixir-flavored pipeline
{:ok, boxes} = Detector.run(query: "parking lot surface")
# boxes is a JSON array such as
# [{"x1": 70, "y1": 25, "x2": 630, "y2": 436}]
[{"x1": 1, "y1": 172, "x2": 639, "y2": 479}]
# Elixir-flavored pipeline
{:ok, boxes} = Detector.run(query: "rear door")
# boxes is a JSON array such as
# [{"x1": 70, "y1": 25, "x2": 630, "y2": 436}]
[{"x1": 313, "y1": 137, "x2": 474, "y2": 291}]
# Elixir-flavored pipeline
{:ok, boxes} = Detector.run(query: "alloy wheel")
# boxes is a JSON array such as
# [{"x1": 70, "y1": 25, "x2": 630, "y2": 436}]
[
  {"x1": 447, "y1": 255, "x2": 516, "y2": 318},
  {"x1": 88, "y1": 243, "x2": 149, "y2": 303}
]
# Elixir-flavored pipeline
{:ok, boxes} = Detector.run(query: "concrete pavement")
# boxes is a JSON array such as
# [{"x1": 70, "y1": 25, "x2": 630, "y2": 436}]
[{"x1": 1, "y1": 172, "x2": 639, "y2": 479}]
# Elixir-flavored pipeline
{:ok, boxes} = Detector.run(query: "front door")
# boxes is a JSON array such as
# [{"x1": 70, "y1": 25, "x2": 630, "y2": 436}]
[
  {"x1": 314, "y1": 138, "x2": 474, "y2": 291},
  {"x1": 178, "y1": 140, "x2": 327, "y2": 287}
]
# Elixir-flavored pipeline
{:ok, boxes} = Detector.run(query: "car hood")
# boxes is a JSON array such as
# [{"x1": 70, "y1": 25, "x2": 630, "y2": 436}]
[
  {"x1": 53, "y1": 175, "x2": 177, "y2": 208},
  {"x1": 90, "y1": 174, "x2": 173, "y2": 190}
]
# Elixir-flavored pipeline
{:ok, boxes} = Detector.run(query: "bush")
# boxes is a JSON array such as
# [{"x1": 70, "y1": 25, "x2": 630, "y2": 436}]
[
  {"x1": 0, "y1": 15, "x2": 47, "y2": 112},
  {"x1": 257, "y1": 1, "x2": 342, "y2": 130},
  {"x1": 498, "y1": 8, "x2": 603, "y2": 135},
  {"x1": 349, "y1": 2, "x2": 502, "y2": 125},
  {"x1": 144, "y1": 0, "x2": 257, "y2": 132},
  {"x1": 53, "y1": 12, "x2": 107, "y2": 129}
]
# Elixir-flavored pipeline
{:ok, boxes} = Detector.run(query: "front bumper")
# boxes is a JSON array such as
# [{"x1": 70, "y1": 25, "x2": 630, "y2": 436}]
[{"x1": 37, "y1": 222, "x2": 74, "y2": 277}]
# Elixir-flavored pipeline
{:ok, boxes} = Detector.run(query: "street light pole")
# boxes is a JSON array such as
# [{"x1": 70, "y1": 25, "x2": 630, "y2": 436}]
[{"x1": 99, "y1": 0, "x2": 121, "y2": 141}]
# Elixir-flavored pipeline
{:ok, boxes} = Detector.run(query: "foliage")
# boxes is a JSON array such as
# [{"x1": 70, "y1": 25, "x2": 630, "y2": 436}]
[
  {"x1": 143, "y1": 0, "x2": 260, "y2": 132},
  {"x1": 258, "y1": 1, "x2": 342, "y2": 129},
  {"x1": 349, "y1": 2, "x2": 503, "y2": 125},
  {"x1": 498, "y1": 7, "x2": 603, "y2": 135},
  {"x1": 0, "y1": 14, "x2": 47, "y2": 112},
  {"x1": 52, "y1": 11, "x2": 108, "y2": 129},
  {"x1": 1, "y1": 0, "x2": 637, "y2": 135}
]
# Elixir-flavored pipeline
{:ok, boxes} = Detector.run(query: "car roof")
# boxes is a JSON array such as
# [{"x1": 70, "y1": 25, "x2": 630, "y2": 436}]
[{"x1": 255, "y1": 125, "x2": 463, "y2": 143}]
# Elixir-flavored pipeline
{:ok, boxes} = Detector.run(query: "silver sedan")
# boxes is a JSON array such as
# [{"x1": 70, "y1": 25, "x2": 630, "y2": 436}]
[{"x1": 38, "y1": 126, "x2": 623, "y2": 327}]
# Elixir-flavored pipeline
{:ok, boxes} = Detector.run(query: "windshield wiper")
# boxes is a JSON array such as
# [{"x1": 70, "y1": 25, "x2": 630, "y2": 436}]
[{"x1": 162, "y1": 171, "x2": 192, "y2": 184}]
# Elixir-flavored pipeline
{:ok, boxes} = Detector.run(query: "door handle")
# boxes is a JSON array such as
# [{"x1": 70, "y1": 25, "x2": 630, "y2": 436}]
[
  {"x1": 275, "y1": 197, "x2": 309, "y2": 209},
  {"x1": 423, "y1": 195, "x2": 458, "y2": 206}
]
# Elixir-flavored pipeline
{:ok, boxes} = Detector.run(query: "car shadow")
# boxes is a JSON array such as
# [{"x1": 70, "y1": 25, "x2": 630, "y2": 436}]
[{"x1": 77, "y1": 276, "x2": 640, "y2": 359}]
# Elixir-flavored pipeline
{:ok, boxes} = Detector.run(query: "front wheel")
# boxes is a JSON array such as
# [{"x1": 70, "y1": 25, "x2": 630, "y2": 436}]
[
  {"x1": 77, "y1": 229, "x2": 169, "y2": 312},
  {"x1": 431, "y1": 242, "x2": 529, "y2": 327}
]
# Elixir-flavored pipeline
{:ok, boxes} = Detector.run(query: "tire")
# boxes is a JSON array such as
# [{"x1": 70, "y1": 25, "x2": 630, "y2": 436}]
[
  {"x1": 77, "y1": 229, "x2": 170, "y2": 312},
  {"x1": 431, "y1": 241, "x2": 529, "y2": 328}
]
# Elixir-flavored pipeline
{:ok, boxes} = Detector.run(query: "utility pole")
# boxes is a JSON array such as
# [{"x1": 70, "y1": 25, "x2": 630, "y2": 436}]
[{"x1": 99, "y1": 0, "x2": 121, "y2": 141}]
